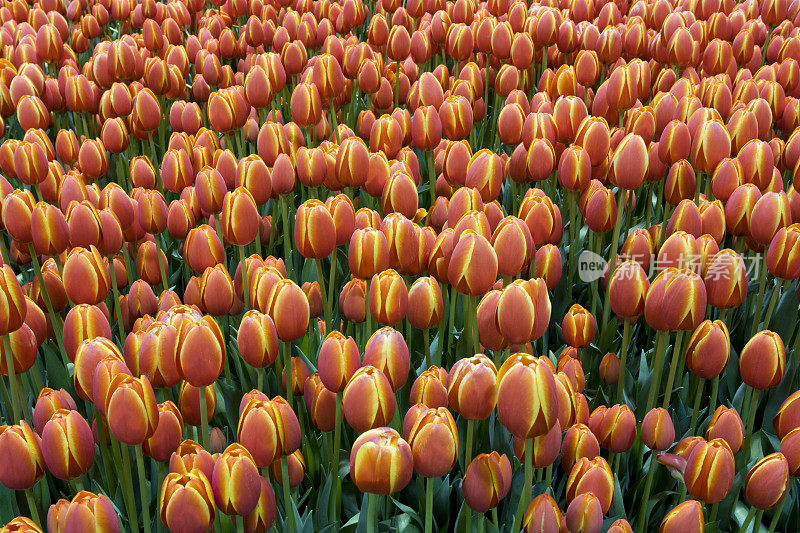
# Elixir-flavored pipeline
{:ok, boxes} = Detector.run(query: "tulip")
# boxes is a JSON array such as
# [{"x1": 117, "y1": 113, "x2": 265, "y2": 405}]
[
  {"x1": 404, "y1": 405, "x2": 458, "y2": 478},
  {"x1": 33, "y1": 388, "x2": 77, "y2": 436},
  {"x1": 659, "y1": 500, "x2": 704, "y2": 533},
  {"x1": 745, "y1": 452, "x2": 789, "y2": 512},
  {"x1": 462, "y1": 452, "x2": 513, "y2": 513},
  {"x1": 342, "y1": 366, "x2": 395, "y2": 432},
  {"x1": 0, "y1": 516, "x2": 42, "y2": 532},
  {"x1": 368, "y1": 269, "x2": 408, "y2": 327},
  {"x1": 318, "y1": 331, "x2": 360, "y2": 393},
  {"x1": 62, "y1": 246, "x2": 110, "y2": 305},
  {"x1": 143, "y1": 401, "x2": 184, "y2": 462},
  {"x1": 62, "y1": 491, "x2": 120, "y2": 533},
  {"x1": 565, "y1": 492, "x2": 603, "y2": 533},
  {"x1": 237, "y1": 396, "x2": 301, "y2": 467},
  {"x1": 774, "y1": 391, "x2": 800, "y2": 440},
  {"x1": 104, "y1": 374, "x2": 159, "y2": 446},
  {"x1": 684, "y1": 438, "x2": 735, "y2": 504},
  {"x1": 159, "y1": 469, "x2": 215, "y2": 533},
  {"x1": 0, "y1": 421, "x2": 44, "y2": 490},
  {"x1": 40, "y1": 409, "x2": 94, "y2": 481},
  {"x1": 243, "y1": 476, "x2": 277, "y2": 533},
  {"x1": 561, "y1": 424, "x2": 600, "y2": 472},
  {"x1": 522, "y1": 493, "x2": 562, "y2": 533},
  {"x1": 212, "y1": 443, "x2": 261, "y2": 516}
]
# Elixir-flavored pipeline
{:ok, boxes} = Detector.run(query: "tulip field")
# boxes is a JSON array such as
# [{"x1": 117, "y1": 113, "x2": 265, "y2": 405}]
[{"x1": 4, "y1": 0, "x2": 800, "y2": 532}]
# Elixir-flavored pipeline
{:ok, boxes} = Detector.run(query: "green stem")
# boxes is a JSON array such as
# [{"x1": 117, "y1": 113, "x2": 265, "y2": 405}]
[
  {"x1": 424, "y1": 476, "x2": 434, "y2": 533},
  {"x1": 108, "y1": 255, "x2": 125, "y2": 342},
  {"x1": 427, "y1": 150, "x2": 436, "y2": 207},
  {"x1": 280, "y1": 196, "x2": 291, "y2": 276},
  {"x1": 239, "y1": 245, "x2": 251, "y2": 312},
  {"x1": 198, "y1": 385, "x2": 209, "y2": 450},
  {"x1": 27, "y1": 244, "x2": 68, "y2": 365},
  {"x1": 567, "y1": 190, "x2": 579, "y2": 293},
  {"x1": 281, "y1": 455, "x2": 293, "y2": 532},
  {"x1": 760, "y1": 278, "x2": 783, "y2": 332},
  {"x1": 742, "y1": 388, "x2": 761, "y2": 467},
  {"x1": 329, "y1": 101, "x2": 340, "y2": 144},
  {"x1": 2, "y1": 335, "x2": 21, "y2": 422},
  {"x1": 423, "y1": 328, "x2": 431, "y2": 369},
  {"x1": 24, "y1": 488, "x2": 40, "y2": 526},
  {"x1": 331, "y1": 392, "x2": 342, "y2": 522},
  {"x1": 283, "y1": 341, "x2": 293, "y2": 409},
  {"x1": 661, "y1": 331, "x2": 685, "y2": 409},
  {"x1": 464, "y1": 419, "x2": 474, "y2": 473},
  {"x1": 636, "y1": 457, "x2": 657, "y2": 533},
  {"x1": 688, "y1": 377, "x2": 705, "y2": 436},
  {"x1": 511, "y1": 438, "x2": 533, "y2": 533},
  {"x1": 366, "y1": 492, "x2": 378, "y2": 533},
  {"x1": 601, "y1": 190, "x2": 627, "y2": 334},
  {"x1": 316, "y1": 259, "x2": 331, "y2": 334},
  {"x1": 767, "y1": 496, "x2": 786, "y2": 532},
  {"x1": 135, "y1": 445, "x2": 152, "y2": 533},
  {"x1": 327, "y1": 249, "x2": 337, "y2": 323},
  {"x1": 153, "y1": 235, "x2": 169, "y2": 291},
  {"x1": 644, "y1": 331, "x2": 669, "y2": 417},
  {"x1": 748, "y1": 259, "x2": 768, "y2": 338},
  {"x1": 616, "y1": 319, "x2": 631, "y2": 404},
  {"x1": 117, "y1": 439, "x2": 140, "y2": 533}
]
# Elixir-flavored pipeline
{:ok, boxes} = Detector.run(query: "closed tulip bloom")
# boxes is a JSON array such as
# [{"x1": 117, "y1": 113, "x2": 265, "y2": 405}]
[
  {"x1": 242, "y1": 475, "x2": 277, "y2": 533},
  {"x1": 593, "y1": 404, "x2": 637, "y2": 453},
  {"x1": 523, "y1": 493, "x2": 562, "y2": 533},
  {"x1": 237, "y1": 311, "x2": 279, "y2": 370},
  {"x1": 175, "y1": 317, "x2": 225, "y2": 387},
  {"x1": 317, "y1": 331, "x2": 360, "y2": 393},
  {"x1": 774, "y1": 391, "x2": 800, "y2": 440},
  {"x1": 644, "y1": 268, "x2": 707, "y2": 331},
  {"x1": 447, "y1": 355, "x2": 498, "y2": 421},
  {"x1": 406, "y1": 277, "x2": 443, "y2": 330},
  {"x1": 62, "y1": 491, "x2": 120, "y2": 533},
  {"x1": 348, "y1": 427, "x2": 414, "y2": 496},
  {"x1": 684, "y1": 438, "x2": 735, "y2": 504},
  {"x1": 745, "y1": 452, "x2": 789, "y2": 509},
  {"x1": 779, "y1": 427, "x2": 800, "y2": 476},
  {"x1": 368, "y1": 269, "x2": 408, "y2": 326},
  {"x1": 766, "y1": 224, "x2": 800, "y2": 280},
  {"x1": 0, "y1": 516, "x2": 43, "y2": 532},
  {"x1": 198, "y1": 265, "x2": 234, "y2": 316},
  {"x1": 404, "y1": 405, "x2": 458, "y2": 477},
  {"x1": 659, "y1": 500, "x2": 704, "y2": 533},
  {"x1": 104, "y1": 373, "x2": 159, "y2": 445},
  {"x1": 349, "y1": 228, "x2": 390, "y2": 280},
  {"x1": 220, "y1": 188, "x2": 259, "y2": 246},
  {"x1": 491, "y1": 216, "x2": 534, "y2": 277},
  {"x1": 0, "y1": 265, "x2": 26, "y2": 335},
  {"x1": 237, "y1": 396, "x2": 301, "y2": 467},
  {"x1": 295, "y1": 199, "x2": 336, "y2": 259},
  {"x1": 212, "y1": 443, "x2": 261, "y2": 516},
  {"x1": 62, "y1": 246, "x2": 110, "y2": 305},
  {"x1": 264, "y1": 279, "x2": 309, "y2": 342},
  {"x1": 40, "y1": 409, "x2": 94, "y2": 480},
  {"x1": 562, "y1": 304, "x2": 596, "y2": 347},
  {"x1": 497, "y1": 280, "x2": 535, "y2": 345},
  {"x1": 184, "y1": 225, "x2": 225, "y2": 274},
  {"x1": 409, "y1": 367, "x2": 448, "y2": 408},
  {"x1": 342, "y1": 366, "x2": 396, "y2": 432},
  {"x1": 561, "y1": 423, "x2": 601, "y2": 472},
  {"x1": 642, "y1": 408, "x2": 675, "y2": 451},
  {"x1": 33, "y1": 388, "x2": 77, "y2": 436},
  {"x1": 462, "y1": 452, "x2": 513, "y2": 513},
  {"x1": 31, "y1": 202, "x2": 69, "y2": 257},
  {"x1": 704, "y1": 250, "x2": 748, "y2": 309},
  {"x1": 169, "y1": 440, "x2": 216, "y2": 479},
  {"x1": 159, "y1": 469, "x2": 215, "y2": 533},
  {"x1": 740, "y1": 330, "x2": 785, "y2": 390},
  {"x1": 0, "y1": 421, "x2": 44, "y2": 490},
  {"x1": 565, "y1": 492, "x2": 603, "y2": 533},
  {"x1": 339, "y1": 278, "x2": 367, "y2": 323},
  {"x1": 609, "y1": 133, "x2": 648, "y2": 190},
  {"x1": 304, "y1": 374, "x2": 336, "y2": 432},
  {"x1": 751, "y1": 191, "x2": 791, "y2": 246},
  {"x1": 497, "y1": 354, "x2": 559, "y2": 439},
  {"x1": 685, "y1": 320, "x2": 730, "y2": 380},
  {"x1": 566, "y1": 456, "x2": 615, "y2": 513},
  {"x1": 448, "y1": 230, "x2": 498, "y2": 297},
  {"x1": 143, "y1": 401, "x2": 184, "y2": 462}
]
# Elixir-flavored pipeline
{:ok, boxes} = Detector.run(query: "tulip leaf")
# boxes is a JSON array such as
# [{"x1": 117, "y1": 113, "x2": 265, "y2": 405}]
[{"x1": 389, "y1": 497, "x2": 423, "y2": 529}]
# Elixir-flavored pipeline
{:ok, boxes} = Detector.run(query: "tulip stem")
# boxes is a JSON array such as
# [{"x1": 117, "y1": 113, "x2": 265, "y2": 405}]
[
  {"x1": 447, "y1": 286, "x2": 457, "y2": 362},
  {"x1": 24, "y1": 487, "x2": 40, "y2": 526},
  {"x1": 644, "y1": 330, "x2": 668, "y2": 417},
  {"x1": 153, "y1": 236, "x2": 169, "y2": 291},
  {"x1": 135, "y1": 445, "x2": 152, "y2": 533},
  {"x1": 708, "y1": 376, "x2": 719, "y2": 421},
  {"x1": 424, "y1": 476, "x2": 434, "y2": 533},
  {"x1": 427, "y1": 150, "x2": 436, "y2": 206},
  {"x1": 748, "y1": 258, "x2": 768, "y2": 338},
  {"x1": 198, "y1": 385, "x2": 210, "y2": 450},
  {"x1": 366, "y1": 492, "x2": 378, "y2": 533},
  {"x1": 464, "y1": 419, "x2": 474, "y2": 473},
  {"x1": 423, "y1": 328, "x2": 431, "y2": 369},
  {"x1": 27, "y1": 244, "x2": 69, "y2": 366},
  {"x1": 688, "y1": 376, "x2": 705, "y2": 436},
  {"x1": 331, "y1": 392, "x2": 342, "y2": 522},
  {"x1": 739, "y1": 507, "x2": 758, "y2": 533},
  {"x1": 281, "y1": 455, "x2": 293, "y2": 532},
  {"x1": 2, "y1": 334, "x2": 21, "y2": 423},
  {"x1": 315, "y1": 259, "x2": 331, "y2": 333},
  {"x1": 601, "y1": 190, "x2": 627, "y2": 335},
  {"x1": 511, "y1": 438, "x2": 533, "y2": 533},
  {"x1": 661, "y1": 330, "x2": 685, "y2": 409},
  {"x1": 635, "y1": 453, "x2": 657, "y2": 533},
  {"x1": 116, "y1": 439, "x2": 141, "y2": 533},
  {"x1": 108, "y1": 254, "x2": 126, "y2": 342},
  {"x1": 616, "y1": 319, "x2": 631, "y2": 404},
  {"x1": 760, "y1": 278, "x2": 783, "y2": 332},
  {"x1": 328, "y1": 101, "x2": 340, "y2": 144},
  {"x1": 767, "y1": 495, "x2": 786, "y2": 532},
  {"x1": 239, "y1": 245, "x2": 251, "y2": 312},
  {"x1": 283, "y1": 341, "x2": 294, "y2": 409},
  {"x1": 280, "y1": 196, "x2": 292, "y2": 276},
  {"x1": 327, "y1": 250, "x2": 337, "y2": 322},
  {"x1": 742, "y1": 387, "x2": 761, "y2": 468},
  {"x1": 567, "y1": 190, "x2": 579, "y2": 294}
]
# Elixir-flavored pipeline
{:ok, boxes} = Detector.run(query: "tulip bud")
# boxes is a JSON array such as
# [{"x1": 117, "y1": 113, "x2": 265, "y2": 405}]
[
  {"x1": 684, "y1": 438, "x2": 735, "y2": 503},
  {"x1": 404, "y1": 405, "x2": 459, "y2": 478},
  {"x1": 159, "y1": 469, "x2": 215, "y2": 532},
  {"x1": 342, "y1": 366, "x2": 396, "y2": 432},
  {"x1": 644, "y1": 268, "x2": 707, "y2": 331},
  {"x1": 295, "y1": 199, "x2": 336, "y2": 259},
  {"x1": 317, "y1": 331, "x2": 360, "y2": 393},
  {"x1": 566, "y1": 456, "x2": 614, "y2": 514},
  {"x1": 642, "y1": 408, "x2": 675, "y2": 451},
  {"x1": 409, "y1": 367, "x2": 448, "y2": 409},
  {"x1": 0, "y1": 265, "x2": 26, "y2": 335},
  {"x1": 62, "y1": 491, "x2": 120, "y2": 533},
  {"x1": 523, "y1": 493, "x2": 563, "y2": 533},
  {"x1": 704, "y1": 250, "x2": 748, "y2": 309},
  {"x1": 143, "y1": 401, "x2": 184, "y2": 462},
  {"x1": 561, "y1": 424, "x2": 600, "y2": 472},
  {"x1": 220, "y1": 188, "x2": 259, "y2": 247},
  {"x1": 406, "y1": 277, "x2": 443, "y2": 330},
  {"x1": 63, "y1": 246, "x2": 110, "y2": 305},
  {"x1": 0, "y1": 421, "x2": 44, "y2": 490},
  {"x1": 462, "y1": 452, "x2": 513, "y2": 513},
  {"x1": 739, "y1": 330, "x2": 785, "y2": 390},
  {"x1": 237, "y1": 396, "x2": 301, "y2": 467},
  {"x1": 237, "y1": 311, "x2": 279, "y2": 370},
  {"x1": 41, "y1": 409, "x2": 94, "y2": 480},
  {"x1": 774, "y1": 391, "x2": 800, "y2": 440},
  {"x1": 659, "y1": 500, "x2": 704, "y2": 533},
  {"x1": 565, "y1": 492, "x2": 603, "y2": 533},
  {"x1": 104, "y1": 373, "x2": 159, "y2": 445},
  {"x1": 744, "y1": 452, "x2": 790, "y2": 509},
  {"x1": 447, "y1": 355, "x2": 498, "y2": 421},
  {"x1": 497, "y1": 354, "x2": 559, "y2": 439},
  {"x1": 33, "y1": 388, "x2": 77, "y2": 436},
  {"x1": 212, "y1": 443, "x2": 261, "y2": 516}
]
